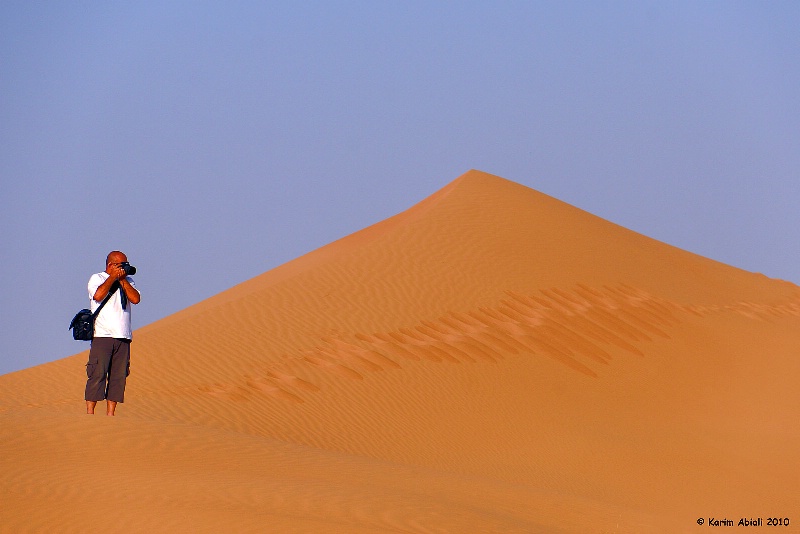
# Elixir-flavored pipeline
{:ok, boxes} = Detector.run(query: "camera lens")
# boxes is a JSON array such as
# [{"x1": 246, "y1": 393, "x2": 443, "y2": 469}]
[{"x1": 121, "y1": 262, "x2": 136, "y2": 276}]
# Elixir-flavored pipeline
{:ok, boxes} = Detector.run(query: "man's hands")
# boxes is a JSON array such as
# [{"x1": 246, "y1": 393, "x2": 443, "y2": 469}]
[
  {"x1": 109, "y1": 263, "x2": 127, "y2": 281},
  {"x1": 94, "y1": 262, "x2": 131, "y2": 302},
  {"x1": 95, "y1": 252, "x2": 140, "y2": 304},
  {"x1": 113, "y1": 264, "x2": 140, "y2": 305}
]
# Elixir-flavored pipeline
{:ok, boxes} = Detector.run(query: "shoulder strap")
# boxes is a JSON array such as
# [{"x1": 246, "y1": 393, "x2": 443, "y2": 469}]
[{"x1": 91, "y1": 282, "x2": 120, "y2": 319}]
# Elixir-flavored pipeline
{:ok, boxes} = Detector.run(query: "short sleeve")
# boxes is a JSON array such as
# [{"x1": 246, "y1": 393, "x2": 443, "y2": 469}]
[{"x1": 88, "y1": 273, "x2": 105, "y2": 300}]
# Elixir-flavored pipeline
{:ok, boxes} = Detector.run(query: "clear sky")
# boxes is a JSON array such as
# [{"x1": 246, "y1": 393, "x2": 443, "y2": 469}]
[{"x1": 2, "y1": 1, "x2": 799, "y2": 376}]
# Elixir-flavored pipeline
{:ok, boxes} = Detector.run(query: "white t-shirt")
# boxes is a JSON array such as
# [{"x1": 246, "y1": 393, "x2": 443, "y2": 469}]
[{"x1": 88, "y1": 272, "x2": 138, "y2": 339}]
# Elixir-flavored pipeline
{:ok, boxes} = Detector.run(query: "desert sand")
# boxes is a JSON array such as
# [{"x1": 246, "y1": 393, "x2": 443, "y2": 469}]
[{"x1": 1, "y1": 170, "x2": 798, "y2": 533}]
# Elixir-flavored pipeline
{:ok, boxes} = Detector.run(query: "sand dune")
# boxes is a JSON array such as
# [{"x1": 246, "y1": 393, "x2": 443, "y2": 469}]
[{"x1": 2, "y1": 170, "x2": 799, "y2": 533}]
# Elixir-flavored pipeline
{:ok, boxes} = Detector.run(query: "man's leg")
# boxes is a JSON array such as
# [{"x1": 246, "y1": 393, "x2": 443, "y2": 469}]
[
  {"x1": 105, "y1": 339, "x2": 131, "y2": 414},
  {"x1": 85, "y1": 338, "x2": 114, "y2": 413}
]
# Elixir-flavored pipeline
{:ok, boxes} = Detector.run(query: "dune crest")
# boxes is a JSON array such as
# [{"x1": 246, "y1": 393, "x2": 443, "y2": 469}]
[{"x1": 2, "y1": 170, "x2": 799, "y2": 533}]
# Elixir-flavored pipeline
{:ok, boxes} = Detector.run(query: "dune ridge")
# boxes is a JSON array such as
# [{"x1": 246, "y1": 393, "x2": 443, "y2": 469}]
[{"x1": 2, "y1": 170, "x2": 799, "y2": 533}]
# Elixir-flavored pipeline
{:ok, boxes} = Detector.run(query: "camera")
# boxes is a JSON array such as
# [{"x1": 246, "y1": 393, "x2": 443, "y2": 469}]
[{"x1": 120, "y1": 262, "x2": 137, "y2": 276}]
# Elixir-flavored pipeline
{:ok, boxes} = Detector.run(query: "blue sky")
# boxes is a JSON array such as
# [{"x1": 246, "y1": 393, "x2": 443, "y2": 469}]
[{"x1": 2, "y1": 1, "x2": 799, "y2": 375}]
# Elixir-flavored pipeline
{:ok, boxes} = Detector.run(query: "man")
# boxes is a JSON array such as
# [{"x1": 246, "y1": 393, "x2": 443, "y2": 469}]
[{"x1": 84, "y1": 251, "x2": 141, "y2": 416}]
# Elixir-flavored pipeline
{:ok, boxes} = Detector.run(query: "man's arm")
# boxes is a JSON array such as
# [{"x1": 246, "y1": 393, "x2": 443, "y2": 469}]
[
  {"x1": 93, "y1": 273, "x2": 119, "y2": 302},
  {"x1": 119, "y1": 277, "x2": 140, "y2": 305},
  {"x1": 93, "y1": 266, "x2": 140, "y2": 304}
]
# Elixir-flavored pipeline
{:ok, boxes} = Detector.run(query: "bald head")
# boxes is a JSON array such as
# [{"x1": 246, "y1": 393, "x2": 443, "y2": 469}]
[{"x1": 106, "y1": 251, "x2": 128, "y2": 266}]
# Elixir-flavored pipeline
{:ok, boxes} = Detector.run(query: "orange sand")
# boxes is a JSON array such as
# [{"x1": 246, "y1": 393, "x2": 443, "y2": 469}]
[{"x1": 2, "y1": 170, "x2": 799, "y2": 533}]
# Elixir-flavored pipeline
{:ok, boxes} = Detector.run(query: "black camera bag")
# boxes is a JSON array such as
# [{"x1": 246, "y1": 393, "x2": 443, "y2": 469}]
[{"x1": 69, "y1": 284, "x2": 118, "y2": 341}]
